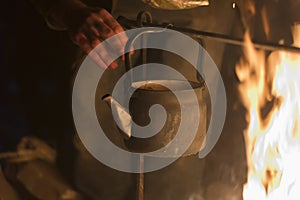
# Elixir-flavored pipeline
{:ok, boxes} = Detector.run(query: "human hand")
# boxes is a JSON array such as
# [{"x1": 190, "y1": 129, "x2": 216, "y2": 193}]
[{"x1": 70, "y1": 8, "x2": 127, "y2": 69}]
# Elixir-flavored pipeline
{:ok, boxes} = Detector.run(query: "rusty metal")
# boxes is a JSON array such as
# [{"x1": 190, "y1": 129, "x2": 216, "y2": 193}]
[
  {"x1": 137, "y1": 156, "x2": 144, "y2": 200},
  {"x1": 117, "y1": 16, "x2": 300, "y2": 54},
  {"x1": 137, "y1": 11, "x2": 153, "y2": 80}
]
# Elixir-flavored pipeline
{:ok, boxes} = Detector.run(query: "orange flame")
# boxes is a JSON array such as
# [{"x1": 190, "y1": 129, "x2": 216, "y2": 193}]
[{"x1": 237, "y1": 24, "x2": 300, "y2": 200}]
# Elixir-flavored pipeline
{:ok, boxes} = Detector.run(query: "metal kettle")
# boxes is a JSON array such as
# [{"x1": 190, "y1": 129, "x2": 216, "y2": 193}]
[{"x1": 102, "y1": 28, "x2": 208, "y2": 157}]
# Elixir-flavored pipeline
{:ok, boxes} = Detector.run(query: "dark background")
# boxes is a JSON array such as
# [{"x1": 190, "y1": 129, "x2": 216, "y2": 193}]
[{"x1": 1, "y1": 0, "x2": 78, "y2": 151}]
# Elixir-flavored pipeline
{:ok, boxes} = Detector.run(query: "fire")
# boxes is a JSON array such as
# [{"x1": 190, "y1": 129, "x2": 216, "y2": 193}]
[{"x1": 236, "y1": 24, "x2": 300, "y2": 200}]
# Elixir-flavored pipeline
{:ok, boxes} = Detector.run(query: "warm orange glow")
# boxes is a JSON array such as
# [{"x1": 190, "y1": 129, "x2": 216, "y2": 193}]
[{"x1": 237, "y1": 24, "x2": 300, "y2": 200}]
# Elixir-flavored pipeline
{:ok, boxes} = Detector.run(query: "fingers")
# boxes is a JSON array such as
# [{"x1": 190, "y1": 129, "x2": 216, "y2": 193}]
[
  {"x1": 74, "y1": 32, "x2": 117, "y2": 69},
  {"x1": 86, "y1": 13, "x2": 126, "y2": 57},
  {"x1": 74, "y1": 32, "x2": 91, "y2": 53},
  {"x1": 98, "y1": 9, "x2": 128, "y2": 47},
  {"x1": 87, "y1": 16, "x2": 121, "y2": 46},
  {"x1": 71, "y1": 9, "x2": 128, "y2": 69}
]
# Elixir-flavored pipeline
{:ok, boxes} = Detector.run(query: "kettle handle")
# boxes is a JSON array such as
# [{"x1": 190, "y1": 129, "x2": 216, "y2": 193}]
[
  {"x1": 124, "y1": 11, "x2": 153, "y2": 74},
  {"x1": 124, "y1": 28, "x2": 165, "y2": 84},
  {"x1": 124, "y1": 11, "x2": 206, "y2": 85},
  {"x1": 196, "y1": 38, "x2": 206, "y2": 85},
  {"x1": 124, "y1": 11, "x2": 168, "y2": 84}
]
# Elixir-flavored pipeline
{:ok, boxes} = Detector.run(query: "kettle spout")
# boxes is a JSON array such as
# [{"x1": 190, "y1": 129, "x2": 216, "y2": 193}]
[
  {"x1": 102, "y1": 94, "x2": 131, "y2": 139},
  {"x1": 102, "y1": 94, "x2": 113, "y2": 105}
]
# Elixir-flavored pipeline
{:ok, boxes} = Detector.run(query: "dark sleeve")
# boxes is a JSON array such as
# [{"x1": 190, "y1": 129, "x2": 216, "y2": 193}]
[
  {"x1": 81, "y1": 0, "x2": 113, "y2": 11},
  {"x1": 29, "y1": 0, "x2": 113, "y2": 30}
]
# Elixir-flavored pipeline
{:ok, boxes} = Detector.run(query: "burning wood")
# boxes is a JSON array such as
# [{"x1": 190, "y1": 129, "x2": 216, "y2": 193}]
[{"x1": 236, "y1": 24, "x2": 300, "y2": 200}]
